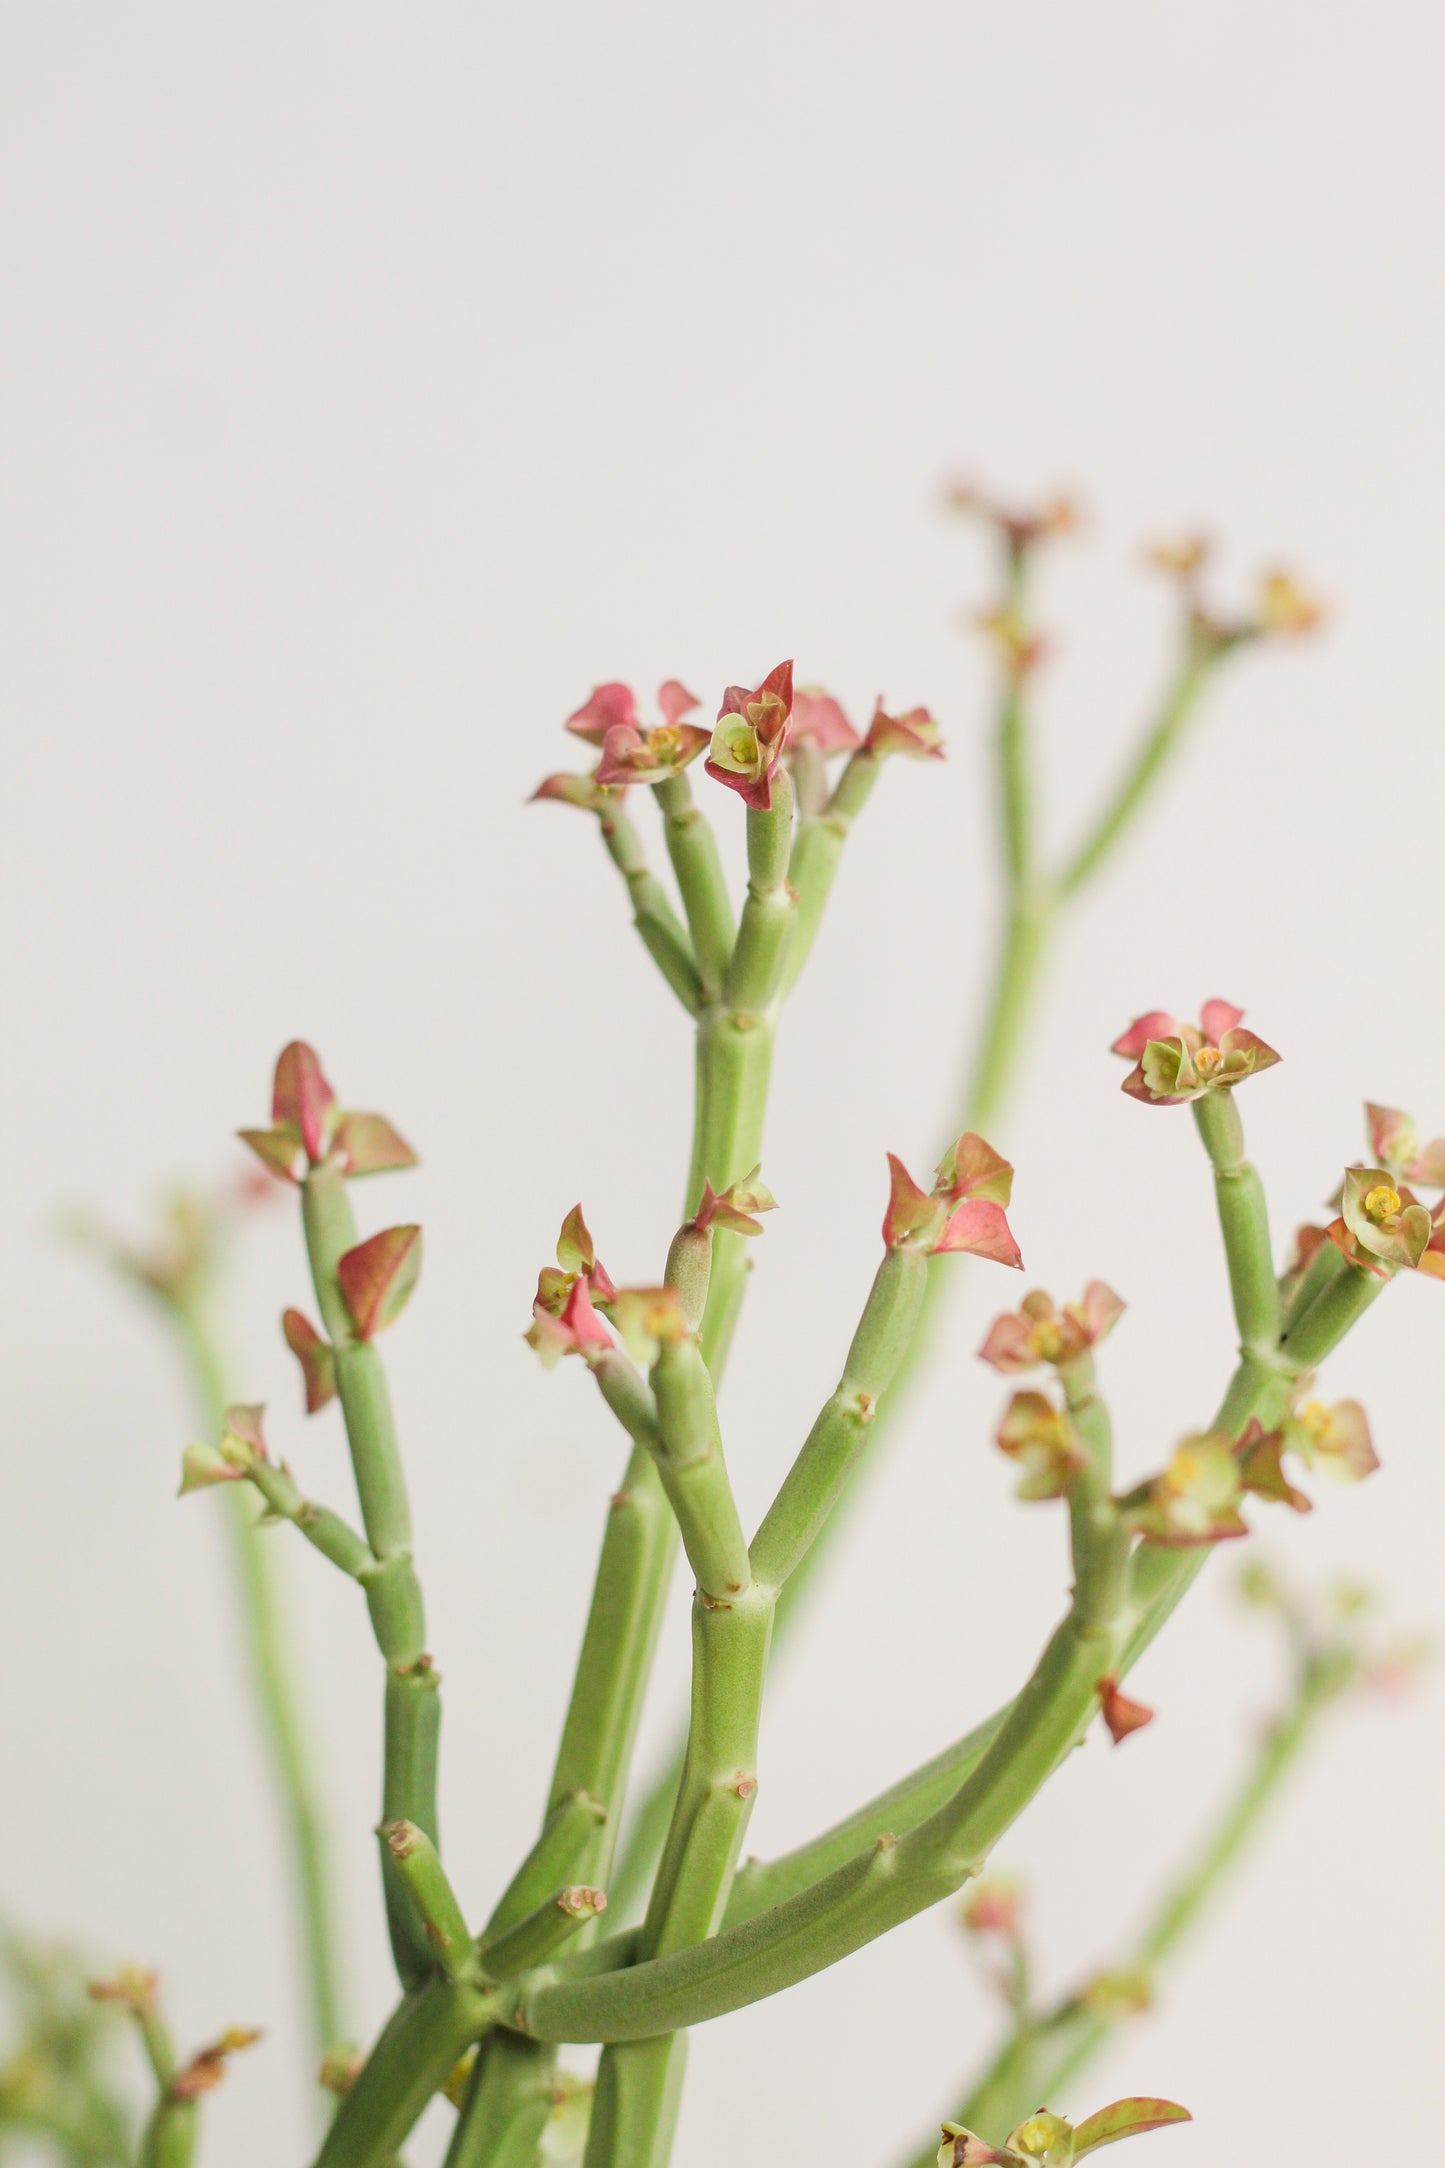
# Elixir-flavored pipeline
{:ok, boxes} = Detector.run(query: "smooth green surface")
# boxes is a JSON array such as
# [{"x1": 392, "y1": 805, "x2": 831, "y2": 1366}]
[{"x1": 301, "y1": 1161, "x2": 440, "y2": 1990}]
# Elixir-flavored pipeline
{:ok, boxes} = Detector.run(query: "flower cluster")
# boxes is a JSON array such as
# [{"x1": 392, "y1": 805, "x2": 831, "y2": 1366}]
[
  {"x1": 1146, "y1": 540, "x2": 1324, "y2": 649},
  {"x1": 690, "y1": 1168, "x2": 776, "y2": 1237},
  {"x1": 1112, "y1": 1000, "x2": 1279, "y2": 1107},
  {"x1": 1318, "y1": 1103, "x2": 1445, "y2": 1280},
  {"x1": 1121, "y1": 1388, "x2": 1378, "y2": 1547},
  {"x1": 179, "y1": 1403, "x2": 271, "y2": 1494},
  {"x1": 566, "y1": 680, "x2": 711, "y2": 789},
  {"x1": 883, "y1": 1132, "x2": 1023, "y2": 1268},
  {"x1": 705, "y1": 659, "x2": 796, "y2": 810},
  {"x1": 979, "y1": 1283, "x2": 1124, "y2": 1373},
  {"x1": 994, "y1": 1390, "x2": 1084, "y2": 1500}
]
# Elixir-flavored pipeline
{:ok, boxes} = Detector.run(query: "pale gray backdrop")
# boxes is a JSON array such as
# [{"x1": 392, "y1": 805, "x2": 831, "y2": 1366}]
[{"x1": 2, "y1": 4, "x2": 1442, "y2": 2164}]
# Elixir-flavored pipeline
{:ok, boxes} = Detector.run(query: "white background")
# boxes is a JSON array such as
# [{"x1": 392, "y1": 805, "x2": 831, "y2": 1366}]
[{"x1": 3, "y1": 4, "x2": 1443, "y2": 2163}]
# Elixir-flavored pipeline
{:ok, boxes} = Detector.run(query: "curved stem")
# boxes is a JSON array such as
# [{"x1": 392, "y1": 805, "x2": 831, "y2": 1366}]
[{"x1": 898, "y1": 1649, "x2": 1341, "y2": 2163}]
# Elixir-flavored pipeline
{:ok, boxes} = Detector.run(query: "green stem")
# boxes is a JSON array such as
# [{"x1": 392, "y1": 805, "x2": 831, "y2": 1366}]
[
  {"x1": 648, "y1": 1338, "x2": 751, "y2": 1602},
  {"x1": 173, "y1": 1299, "x2": 347, "y2": 2067},
  {"x1": 749, "y1": 1245, "x2": 928, "y2": 1591},
  {"x1": 311, "y1": 1981, "x2": 497, "y2": 2168},
  {"x1": 1055, "y1": 643, "x2": 1212, "y2": 900},
  {"x1": 724, "y1": 774, "x2": 796, "y2": 1016},
  {"x1": 1281, "y1": 1231, "x2": 1349, "y2": 1334},
  {"x1": 239, "y1": 1454, "x2": 375, "y2": 1580},
  {"x1": 782, "y1": 747, "x2": 882, "y2": 995},
  {"x1": 300, "y1": 1162, "x2": 440, "y2": 1992},
  {"x1": 483, "y1": 1887, "x2": 608, "y2": 1981},
  {"x1": 723, "y1": 1710, "x2": 1010, "y2": 1930},
  {"x1": 444, "y1": 2031, "x2": 558, "y2": 2168},
  {"x1": 691, "y1": 1008, "x2": 776, "y2": 1371},
  {"x1": 133, "y1": 2002, "x2": 194, "y2": 2168},
  {"x1": 591, "y1": 1585, "x2": 773, "y2": 2165},
  {"x1": 997, "y1": 681, "x2": 1032, "y2": 894},
  {"x1": 904, "y1": 1652, "x2": 1340, "y2": 2162},
  {"x1": 597, "y1": 803, "x2": 702, "y2": 1015},
  {"x1": 962, "y1": 894, "x2": 1055, "y2": 1135},
  {"x1": 539, "y1": 1443, "x2": 677, "y2": 1880},
  {"x1": 386, "y1": 1823, "x2": 476, "y2": 1985},
  {"x1": 652, "y1": 773, "x2": 735, "y2": 998},
  {"x1": 138, "y1": 2098, "x2": 197, "y2": 2168},
  {"x1": 516, "y1": 1588, "x2": 1119, "y2": 2045},
  {"x1": 461, "y1": 1436, "x2": 676, "y2": 2165},
  {"x1": 1191, "y1": 1089, "x2": 1281, "y2": 1356},
  {"x1": 485, "y1": 1792, "x2": 610, "y2": 1940},
  {"x1": 527, "y1": 1253, "x2": 1387, "y2": 2049}
]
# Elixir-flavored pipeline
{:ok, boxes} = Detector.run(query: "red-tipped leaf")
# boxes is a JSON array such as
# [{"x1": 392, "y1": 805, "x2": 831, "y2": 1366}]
[
  {"x1": 337, "y1": 1225, "x2": 423, "y2": 1340},
  {"x1": 282, "y1": 1308, "x2": 338, "y2": 1414},
  {"x1": 333, "y1": 1110, "x2": 418, "y2": 1178},
  {"x1": 1073, "y1": 2100, "x2": 1191, "y2": 2156},
  {"x1": 272, "y1": 1042, "x2": 337, "y2": 1162}
]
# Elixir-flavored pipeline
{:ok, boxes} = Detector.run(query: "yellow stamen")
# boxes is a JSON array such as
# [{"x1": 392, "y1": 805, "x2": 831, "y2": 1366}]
[
  {"x1": 1195, "y1": 1044, "x2": 1224, "y2": 1075},
  {"x1": 1364, "y1": 1184, "x2": 1401, "y2": 1222}
]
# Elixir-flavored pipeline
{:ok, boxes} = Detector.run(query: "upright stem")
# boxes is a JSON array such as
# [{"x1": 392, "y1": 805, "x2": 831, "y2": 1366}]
[
  {"x1": 453, "y1": 1434, "x2": 675, "y2": 2162},
  {"x1": 589, "y1": 1587, "x2": 773, "y2": 2168},
  {"x1": 597, "y1": 802, "x2": 702, "y2": 1015},
  {"x1": 963, "y1": 891, "x2": 1055, "y2": 1136},
  {"x1": 1191, "y1": 1089, "x2": 1281, "y2": 1359},
  {"x1": 300, "y1": 1162, "x2": 440, "y2": 1991},
  {"x1": 313, "y1": 1981, "x2": 497, "y2": 2168},
  {"x1": 134, "y1": 2000, "x2": 195, "y2": 2168},
  {"x1": 782, "y1": 747, "x2": 882, "y2": 995},
  {"x1": 652, "y1": 773, "x2": 735, "y2": 999},
  {"x1": 172, "y1": 1298, "x2": 346, "y2": 2069},
  {"x1": 443, "y1": 2031, "x2": 557, "y2": 2168}
]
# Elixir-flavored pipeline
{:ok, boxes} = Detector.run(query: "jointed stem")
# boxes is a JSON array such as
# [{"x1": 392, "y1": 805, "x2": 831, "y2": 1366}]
[
  {"x1": 514, "y1": 1221, "x2": 1383, "y2": 2051},
  {"x1": 300, "y1": 1162, "x2": 440, "y2": 1992},
  {"x1": 597, "y1": 802, "x2": 703, "y2": 1015},
  {"x1": 652, "y1": 773, "x2": 735, "y2": 998}
]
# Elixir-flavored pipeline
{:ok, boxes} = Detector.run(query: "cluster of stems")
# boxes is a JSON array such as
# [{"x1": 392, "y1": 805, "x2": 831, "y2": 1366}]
[{"x1": 56, "y1": 504, "x2": 1394, "y2": 2168}]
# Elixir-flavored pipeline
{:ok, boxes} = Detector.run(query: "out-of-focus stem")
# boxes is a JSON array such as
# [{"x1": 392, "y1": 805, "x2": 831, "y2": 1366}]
[
  {"x1": 899, "y1": 1647, "x2": 1343, "y2": 2163},
  {"x1": 1055, "y1": 643, "x2": 1212, "y2": 900},
  {"x1": 172, "y1": 1297, "x2": 346, "y2": 2067}
]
